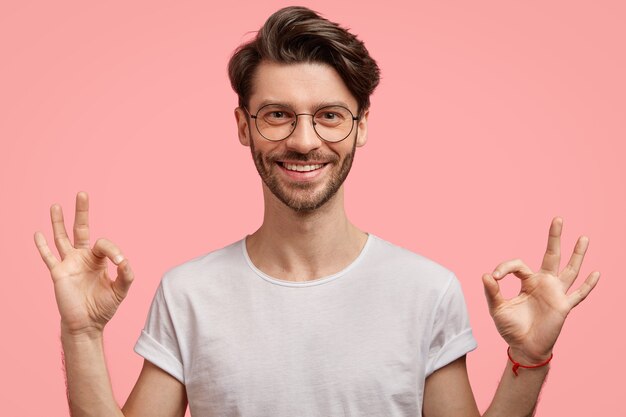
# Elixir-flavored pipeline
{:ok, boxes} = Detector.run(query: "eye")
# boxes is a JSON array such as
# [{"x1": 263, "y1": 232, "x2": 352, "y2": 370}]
[
  {"x1": 315, "y1": 107, "x2": 348, "y2": 126},
  {"x1": 269, "y1": 111, "x2": 287, "y2": 119},
  {"x1": 259, "y1": 106, "x2": 295, "y2": 125}
]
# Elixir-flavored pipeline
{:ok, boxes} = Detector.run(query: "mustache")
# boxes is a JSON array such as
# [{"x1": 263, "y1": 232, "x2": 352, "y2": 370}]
[{"x1": 267, "y1": 151, "x2": 339, "y2": 163}]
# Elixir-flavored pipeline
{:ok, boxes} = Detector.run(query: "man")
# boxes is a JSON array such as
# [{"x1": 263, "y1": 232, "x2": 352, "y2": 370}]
[{"x1": 34, "y1": 6, "x2": 599, "y2": 416}]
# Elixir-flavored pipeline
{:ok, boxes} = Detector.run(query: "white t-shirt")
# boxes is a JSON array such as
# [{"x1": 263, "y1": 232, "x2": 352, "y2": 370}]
[{"x1": 135, "y1": 234, "x2": 477, "y2": 416}]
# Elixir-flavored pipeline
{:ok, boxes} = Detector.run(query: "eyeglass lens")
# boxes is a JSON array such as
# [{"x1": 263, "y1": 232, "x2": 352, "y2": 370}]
[{"x1": 254, "y1": 105, "x2": 355, "y2": 142}]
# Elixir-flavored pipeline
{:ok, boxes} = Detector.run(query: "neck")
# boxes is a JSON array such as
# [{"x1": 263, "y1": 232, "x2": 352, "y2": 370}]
[{"x1": 246, "y1": 185, "x2": 368, "y2": 282}]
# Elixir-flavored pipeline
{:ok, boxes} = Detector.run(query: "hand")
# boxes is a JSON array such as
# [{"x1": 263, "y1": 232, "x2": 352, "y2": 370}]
[
  {"x1": 482, "y1": 217, "x2": 600, "y2": 364},
  {"x1": 34, "y1": 192, "x2": 134, "y2": 336}
]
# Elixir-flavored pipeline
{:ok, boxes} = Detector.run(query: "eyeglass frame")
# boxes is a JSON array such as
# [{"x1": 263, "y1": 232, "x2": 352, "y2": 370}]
[{"x1": 243, "y1": 103, "x2": 361, "y2": 143}]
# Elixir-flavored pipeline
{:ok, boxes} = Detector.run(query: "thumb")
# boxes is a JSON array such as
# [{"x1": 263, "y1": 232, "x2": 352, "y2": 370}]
[
  {"x1": 482, "y1": 273, "x2": 504, "y2": 312},
  {"x1": 112, "y1": 258, "x2": 134, "y2": 300}
]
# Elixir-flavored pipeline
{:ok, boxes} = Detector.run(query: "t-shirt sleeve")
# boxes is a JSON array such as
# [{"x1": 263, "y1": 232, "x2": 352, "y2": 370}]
[
  {"x1": 134, "y1": 281, "x2": 185, "y2": 384},
  {"x1": 425, "y1": 274, "x2": 477, "y2": 377}
]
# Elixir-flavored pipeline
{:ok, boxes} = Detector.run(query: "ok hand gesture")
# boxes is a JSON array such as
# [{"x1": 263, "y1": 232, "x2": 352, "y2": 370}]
[
  {"x1": 482, "y1": 217, "x2": 600, "y2": 365},
  {"x1": 34, "y1": 192, "x2": 134, "y2": 336}
]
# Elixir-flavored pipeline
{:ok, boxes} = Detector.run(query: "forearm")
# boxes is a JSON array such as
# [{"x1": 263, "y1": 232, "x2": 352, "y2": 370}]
[
  {"x1": 61, "y1": 327, "x2": 125, "y2": 417},
  {"x1": 483, "y1": 356, "x2": 549, "y2": 417}
]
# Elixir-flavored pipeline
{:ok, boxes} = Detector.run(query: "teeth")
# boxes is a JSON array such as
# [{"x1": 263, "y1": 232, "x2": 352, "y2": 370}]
[{"x1": 283, "y1": 163, "x2": 324, "y2": 172}]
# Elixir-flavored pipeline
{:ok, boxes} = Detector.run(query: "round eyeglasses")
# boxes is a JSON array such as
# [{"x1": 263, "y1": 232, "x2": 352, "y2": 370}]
[{"x1": 245, "y1": 104, "x2": 359, "y2": 143}]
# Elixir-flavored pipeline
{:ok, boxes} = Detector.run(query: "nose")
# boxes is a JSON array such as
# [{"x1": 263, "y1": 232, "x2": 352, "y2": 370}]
[{"x1": 284, "y1": 114, "x2": 322, "y2": 154}]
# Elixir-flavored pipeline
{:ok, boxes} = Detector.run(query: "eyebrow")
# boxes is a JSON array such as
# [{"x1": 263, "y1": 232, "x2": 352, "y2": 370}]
[{"x1": 254, "y1": 99, "x2": 354, "y2": 112}]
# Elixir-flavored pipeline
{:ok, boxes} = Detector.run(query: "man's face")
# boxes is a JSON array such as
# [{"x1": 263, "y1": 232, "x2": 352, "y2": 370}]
[{"x1": 235, "y1": 61, "x2": 368, "y2": 212}]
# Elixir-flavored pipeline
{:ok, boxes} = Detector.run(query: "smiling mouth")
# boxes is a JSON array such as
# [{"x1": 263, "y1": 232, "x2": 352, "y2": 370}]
[{"x1": 279, "y1": 162, "x2": 327, "y2": 172}]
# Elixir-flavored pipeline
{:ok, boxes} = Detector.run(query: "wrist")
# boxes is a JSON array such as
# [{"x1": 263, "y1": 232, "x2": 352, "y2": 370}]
[
  {"x1": 507, "y1": 346, "x2": 553, "y2": 376},
  {"x1": 508, "y1": 346, "x2": 553, "y2": 366},
  {"x1": 60, "y1": 322, "x2": 105, "y2": 341}
]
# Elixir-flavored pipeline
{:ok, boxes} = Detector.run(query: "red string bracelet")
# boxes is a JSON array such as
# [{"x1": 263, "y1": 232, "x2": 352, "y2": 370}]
[{"x1": 507, "y1": 347, "x2": 553, "y2": 376}]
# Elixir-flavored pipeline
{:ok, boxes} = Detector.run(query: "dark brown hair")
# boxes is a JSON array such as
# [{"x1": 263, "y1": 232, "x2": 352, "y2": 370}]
[{"x1": 228, "y1": 6, "x2": 380, "y2": 115}]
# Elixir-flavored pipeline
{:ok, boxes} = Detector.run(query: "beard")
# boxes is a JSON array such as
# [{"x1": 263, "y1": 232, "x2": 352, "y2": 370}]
[{"x1": 250, "y1": 139, "x2": 357, "y2": 213}]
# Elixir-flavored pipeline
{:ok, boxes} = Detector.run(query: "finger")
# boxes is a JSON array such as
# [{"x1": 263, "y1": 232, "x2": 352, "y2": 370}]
[
  {"x1": 50, "y1": 204, "x2": 73, "y2": 258},
  {"x1": 482, "y1": 273, "x2": 504, "y2": 311},
  {"x1": 92, "y1": 238, "x2": 125, "y2": 266},
  {"x1": 34, "y1": 232, "x2": 59, "y2": 270},
  {"x1": 112, "y1": 258, "x2": 135, "y2": 300},
  {"x1": 492, "y1": 258, "x2": 534, "y2": 281},
  {"x1": 73, "y1": 191, "x2": 90, "y2": 249},
  {"x1": 560, "y1": 235, "x2": 589, "y2": 289},
  {"x1": 568, "y1": 271, "x2": 600, "y2": 309},
  {"x1": 540, "y1": 217, "x2": 563, "y2": 275}
]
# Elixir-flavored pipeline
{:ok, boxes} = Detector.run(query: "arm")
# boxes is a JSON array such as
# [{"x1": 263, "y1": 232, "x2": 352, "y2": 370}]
[
  {"x1": 123, "y1": 360, "x2": 187, "y2": 416},
  {"x1": 35, "y1": 192, "x2": 187, "y2": 417},
  {"x1": 424, "y1": 217, "x2": 599, "y2": 417},
  {"x1": 61, "y1": 330, "x2": 188, "y2": 417},
  {"x1": 423, "y1": 356, "x2": 480, "y2": 417},
  {"x1": 423, "y1": 355, "x2": 548, "y2": 417}
]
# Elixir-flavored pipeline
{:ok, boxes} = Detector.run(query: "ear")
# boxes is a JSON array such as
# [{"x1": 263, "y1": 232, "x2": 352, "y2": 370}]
[
  {"x1": 355, "y1": 109, "x2": 369, "y2": 147},
  {"x1": 234, "y1": 107, "x2": 251, "y2": 147}
]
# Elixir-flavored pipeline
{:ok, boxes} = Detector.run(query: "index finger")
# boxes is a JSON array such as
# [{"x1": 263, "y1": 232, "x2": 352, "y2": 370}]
[
  {"x1": 34, "y1": 231, "x2": 59, "y2": 270},
  {"x1": 73, "y1": 191, "x2": 90, "y2": 249},
  {"x1": 540, "y1": 217, "x2": 562, "y2": 275},
  {"x1": 50, "y1": 204, "x2": 73, "y2": 257}
]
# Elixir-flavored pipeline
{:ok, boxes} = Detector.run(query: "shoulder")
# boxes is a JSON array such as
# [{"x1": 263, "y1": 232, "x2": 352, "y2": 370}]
[
  {"x1": 360, "y1": 236, "x2": 471, "y2": 332},
  {"x1": 366, "y1": 237, "x2": 474, "y2": 327},
  {"x1": 365, "y1": 234, "x2": 458, "y2": 292},
  {"x1": 159, "y1": 239, "x2": 245, "y2": 292}
]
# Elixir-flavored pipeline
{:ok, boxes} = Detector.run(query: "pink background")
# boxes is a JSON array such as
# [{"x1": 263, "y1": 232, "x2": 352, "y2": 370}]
[{"x1": 1, "y1": 1, "x2": 624, "y2": 415}]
